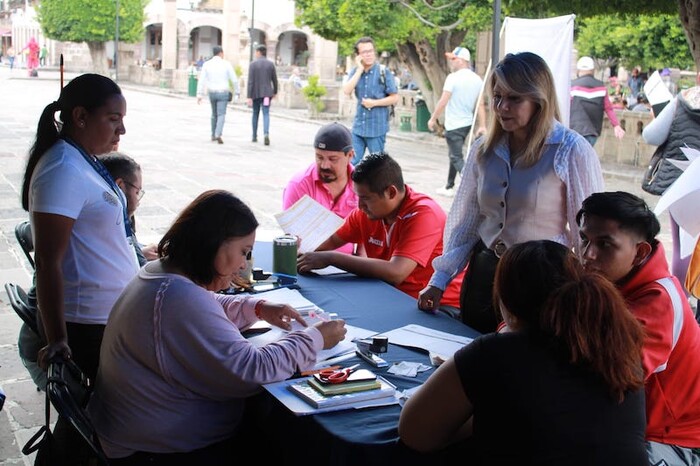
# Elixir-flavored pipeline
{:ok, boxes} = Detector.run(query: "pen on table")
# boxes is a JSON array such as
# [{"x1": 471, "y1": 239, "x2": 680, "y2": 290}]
[
  {"x1": 312, "y1": 351, "x2": 356, "y2": 370},
  {"x1": 299, "y1": 365, "x2": 341, "y2": 377},
  {"x1": 309, "y1": 310, "x2": 338, "y2": 322}
]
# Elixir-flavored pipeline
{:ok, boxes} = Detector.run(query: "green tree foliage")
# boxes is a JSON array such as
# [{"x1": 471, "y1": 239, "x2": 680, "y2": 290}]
[
  {"x1": 38, "y1": 0, "x2": 147, "y2": 74},
  {"x1": 296, "y1": 0, "x2": 698, "y2": 112},
  {"x1": 295, "y1": 0, "x2": 493, "y2": 109},
  {"x1": 302, "y1": 74, "x2": 328, "y2": 116},
  {"x1": 577, "y1": 14, "x2": 694, "y2": 72}
]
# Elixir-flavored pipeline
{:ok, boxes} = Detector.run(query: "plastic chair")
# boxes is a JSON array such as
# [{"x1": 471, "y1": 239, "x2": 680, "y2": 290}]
[
  {"x1": 14, "y1": 220, "x2": 35, "y2": 270},
  {"x1": 4, "y1": 282, "x2": 39, "y2": 336},
  {"x1": 46, "y1": 357, "x2": 110, "y2": 465}
]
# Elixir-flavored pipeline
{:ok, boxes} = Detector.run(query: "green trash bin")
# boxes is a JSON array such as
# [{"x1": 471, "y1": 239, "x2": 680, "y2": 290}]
[
  {"x1": 415, "y1": 98, "x2": 430, "y2": 132},
  {"x1": 188, "y1": 74, "x2": 197, "y2": 97}
]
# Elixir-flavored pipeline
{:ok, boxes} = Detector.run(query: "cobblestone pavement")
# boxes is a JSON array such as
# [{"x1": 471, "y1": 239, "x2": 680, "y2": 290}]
[{"x1": 0, "y1": 65, "x2": 664, "y2": 464}]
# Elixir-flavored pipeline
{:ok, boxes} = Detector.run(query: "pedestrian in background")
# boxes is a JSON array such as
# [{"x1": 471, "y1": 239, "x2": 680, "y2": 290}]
[
  {"x1": 342, "y1": 37, "x2": 399, "y2": 165},
  {"x1": 39, "y1": 44, "x2": 47, "y2": 67},
  {"x1": 196, "y1": 45, "x2": 238, "y2": 145},
  {"x1": 428, "y1": 46, "x2": 486, "y2": 198},
  {"x1": 569, "y1": 56, "x2": 625, "y2": 147},
  {"x1": 6, "y1": 46, "x2": 15, "y2": 70},
  {"x1": 247, "y1": 44, "x2": 278, "y2": 146}
]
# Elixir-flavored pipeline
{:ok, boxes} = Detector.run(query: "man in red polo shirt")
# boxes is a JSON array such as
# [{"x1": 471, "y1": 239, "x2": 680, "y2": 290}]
[
  {"x1": 297, "y1": 152, "x2": 464, "y2": 317},
  {"x1": 577, "y1": 191, "x2": 700, "y2": 465}
]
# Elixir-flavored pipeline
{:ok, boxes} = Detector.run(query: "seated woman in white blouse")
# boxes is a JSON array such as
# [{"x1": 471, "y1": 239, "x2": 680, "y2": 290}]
[{"x1": 88, "y1": 190, "x2": 346, "y2": 465}]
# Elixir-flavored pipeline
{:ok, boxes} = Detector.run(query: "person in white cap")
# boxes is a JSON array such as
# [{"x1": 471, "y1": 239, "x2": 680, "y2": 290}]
[
  {"x1": 428, "y1": 46, "x2": 487, "y2": 197},
  {"x1": 569, "y1": 56, "x2": 625, "y2": 147}
]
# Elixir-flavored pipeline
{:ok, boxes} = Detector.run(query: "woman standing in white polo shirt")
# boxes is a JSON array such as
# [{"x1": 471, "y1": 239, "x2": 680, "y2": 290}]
[{"x1": 21, "y1": 73, "x2": 139, "y2": 380}]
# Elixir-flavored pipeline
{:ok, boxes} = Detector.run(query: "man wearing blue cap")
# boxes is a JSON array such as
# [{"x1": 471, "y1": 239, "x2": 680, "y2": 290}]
[{"x1": 283, "y1": 122, "x2": 358, "y2": 254}]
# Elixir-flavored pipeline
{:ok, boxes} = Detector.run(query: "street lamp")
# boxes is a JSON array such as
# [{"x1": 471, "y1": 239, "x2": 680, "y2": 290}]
[
  {"x1": 249, "y1": 0, "x2": 255, "y2": 62},
  {"x1": 491, "y1": 0, "x2": 500, "y2": 67},
  {"x1": 115, "y1": 0, "x2": 120, "y2": 81}
]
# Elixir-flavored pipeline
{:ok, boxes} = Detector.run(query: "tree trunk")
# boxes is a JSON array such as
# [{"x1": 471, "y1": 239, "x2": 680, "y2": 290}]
[
  {"x1": 679, "y1": 0, "x2": 700, "y2": 70},
  {"x1": 396, "y1": 30, "x2": 467, "y2": 113},
  {"x1": 87, "y1": 41, "x2": 109, "y2": 76}
]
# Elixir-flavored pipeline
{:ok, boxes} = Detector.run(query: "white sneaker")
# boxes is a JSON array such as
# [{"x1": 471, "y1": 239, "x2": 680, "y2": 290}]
[{"x1": 435, "y1": 187, "x2": 455, "y2": 197}]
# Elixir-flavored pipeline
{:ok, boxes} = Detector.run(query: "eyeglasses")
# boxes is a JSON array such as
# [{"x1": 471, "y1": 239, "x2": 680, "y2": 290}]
[{"x1": 125, "y1": 181, "x2": 145, "y2": 200}]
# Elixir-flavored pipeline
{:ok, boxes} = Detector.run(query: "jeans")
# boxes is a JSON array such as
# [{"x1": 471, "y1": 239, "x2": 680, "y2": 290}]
[
  {"x1": 209, "y1": 91, "x2": 229, "y2": 139},
  {"x1": 252, "y1": 97, "x2": 270, "y2": 138},
  {"x1": 351, "y1": 133, "x2": 386, "y2": 166},
  {"x1": 646, "y1": 441, "x2": 700, "y2": 466},
  {"x1": 444, "y1": 125, "x2": 470, "y2": 188}
]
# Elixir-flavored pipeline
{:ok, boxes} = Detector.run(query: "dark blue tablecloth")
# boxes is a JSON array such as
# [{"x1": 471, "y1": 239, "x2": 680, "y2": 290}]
[{"x1": 247, "y1": 242, "x2": 480, "y2": 465}]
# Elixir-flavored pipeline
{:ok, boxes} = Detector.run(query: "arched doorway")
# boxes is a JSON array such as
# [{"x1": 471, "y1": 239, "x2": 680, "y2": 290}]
[
  {"x1": 190, "y1": 26, "x2": 222, "y2": 63},
  {"x1": 277, "y1": 31, "x2": 308, "y2": 66},
  {"x1": 247, "y1": 28, "x2": 266, "y2": 61},
  {"x1": 145, "y1": 24, "x2": 162, "y2": 68}
]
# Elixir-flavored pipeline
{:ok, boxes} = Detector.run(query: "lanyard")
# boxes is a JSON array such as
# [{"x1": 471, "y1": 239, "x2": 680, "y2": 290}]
[{"x1": 62, "y1": 137, "x2": 133, "y2": 239}]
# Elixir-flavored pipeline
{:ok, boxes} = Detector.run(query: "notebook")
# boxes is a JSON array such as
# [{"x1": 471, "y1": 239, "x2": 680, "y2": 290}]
[{"x1": 288, "y1": 377, "x2": 396, "y2": 409}]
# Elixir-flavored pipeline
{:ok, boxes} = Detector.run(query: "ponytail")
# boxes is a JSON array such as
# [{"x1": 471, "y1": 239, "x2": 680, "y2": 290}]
[
  {"x1": 542, "y1": 274, "x2": 645, "y2": 402},
  {"x1": 20, "y1": 73, "x2": 122, "y2": 211},
  {"x1": 22, "y1": 101, "x2": 61, "y2": 210}
]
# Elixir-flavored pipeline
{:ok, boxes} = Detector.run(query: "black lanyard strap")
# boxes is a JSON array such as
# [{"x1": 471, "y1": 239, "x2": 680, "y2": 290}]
[{"x1": 62, "y1": 137, "x2": 133, "y2": 239}]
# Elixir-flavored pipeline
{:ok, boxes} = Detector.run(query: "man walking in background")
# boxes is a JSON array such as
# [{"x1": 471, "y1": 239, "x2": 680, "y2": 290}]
[
  {"x1": 196, "y1": 45, "x2": 238, "y2": 144},
  {"x1": 343, "y1": 37, "x2": 399, "y2": 165},
  {"x1": 247, "y1": 45, "x2": 278, "y2": 146},
  {"x1": 428, "y1": 46, "x2": 486, "y2": 197},
  {"x1": 569, "y1": 56, "x2": 625, "y2": 147}
]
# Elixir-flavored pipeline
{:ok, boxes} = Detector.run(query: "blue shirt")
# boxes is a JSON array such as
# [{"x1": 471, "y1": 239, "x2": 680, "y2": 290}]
[{"x1": 348, "y1": 64, "x2": 398, "y2": 138}]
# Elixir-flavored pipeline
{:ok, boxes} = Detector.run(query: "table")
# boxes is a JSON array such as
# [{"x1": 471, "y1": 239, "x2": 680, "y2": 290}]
[{"x1": 245, "y1": 242, "x2": 480, "y2": 465}]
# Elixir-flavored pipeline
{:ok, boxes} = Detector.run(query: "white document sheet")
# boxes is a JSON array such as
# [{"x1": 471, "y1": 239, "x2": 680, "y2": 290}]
[
  {"x1": 644, "y1": 71, "x2": 674, "y2": 106},
  {"x1": 274, "y1": 195, "x2": 345, "y2": 253},
  {"x1": 254, "y1": 287, "x2": 318, "y2": 314},
  {"x1": 248, "y1": 323, "x2": 376, "y2": 363},
  {"x1": 381, "y1": 324, "x2": 474, "y2": 359},
  {"x1": 310, "y1": 265, "x2": 348, "y2": 275}
]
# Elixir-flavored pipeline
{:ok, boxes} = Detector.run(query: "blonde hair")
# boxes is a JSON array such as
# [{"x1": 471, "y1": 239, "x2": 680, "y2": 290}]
[{"x1": 480, "y1": 52, "x2": 560, "y2": 167}]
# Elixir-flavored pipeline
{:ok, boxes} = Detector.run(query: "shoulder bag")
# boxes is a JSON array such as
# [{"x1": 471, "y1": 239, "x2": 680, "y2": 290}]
[{"x1": 641, "y1": 140, "x2": 669, "y2": 195}]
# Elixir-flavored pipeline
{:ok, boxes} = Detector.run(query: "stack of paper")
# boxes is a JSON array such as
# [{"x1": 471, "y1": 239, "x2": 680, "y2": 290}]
[
  {"x1": 263, "y1": 378, "x2": 399, "y2": 416},
  {"x1": 274, "y1": 195, "x2": 344, "y2": 253},
  {"x1": 381, "y1": 324, "x2": 474, "y2": 359},
  {"x1": 256, "y1": 287, "x2": 320, "y2": 315},
  {"x1": 287, "y1": 377, "x2": 396, "y2": 409}
]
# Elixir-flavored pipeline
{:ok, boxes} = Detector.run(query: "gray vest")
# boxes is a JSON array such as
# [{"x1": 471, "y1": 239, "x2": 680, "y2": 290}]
[{"x1": 654, "y1": 95, "x2": 700, "y2": 194}]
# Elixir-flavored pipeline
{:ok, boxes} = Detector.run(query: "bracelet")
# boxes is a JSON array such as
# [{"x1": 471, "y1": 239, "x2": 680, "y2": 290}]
[{"x1": 254, "y1": 300, "x2": 266, "y2": 319}]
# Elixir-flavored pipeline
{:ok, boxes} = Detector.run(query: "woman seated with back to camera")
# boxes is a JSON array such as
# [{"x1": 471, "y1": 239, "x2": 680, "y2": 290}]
[
  {"x1": 400, "y1": 240, "x2": 648, "y2": 465},
  {"x1": 88, "y1": 190, "x2": 347, "y2": 465}
]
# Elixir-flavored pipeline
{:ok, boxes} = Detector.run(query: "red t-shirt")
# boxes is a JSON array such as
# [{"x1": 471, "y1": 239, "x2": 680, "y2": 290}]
[{"x1": 335, "y1": 186, "x2": 463, "y2": 307}]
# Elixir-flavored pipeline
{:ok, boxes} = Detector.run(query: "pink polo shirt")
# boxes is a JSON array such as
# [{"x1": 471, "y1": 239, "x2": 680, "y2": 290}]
[{"x1": 283, "y1": 162, "x2": 358, "y2": 254}]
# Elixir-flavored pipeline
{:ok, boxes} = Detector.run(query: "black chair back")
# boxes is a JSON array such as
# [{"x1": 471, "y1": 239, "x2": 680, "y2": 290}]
[
  {"x1": 47, "y1": 358, "x2": 110, "y2": 465},
  {"x1": 15, "y1": 220, "x2": 35, "y2": 270},
  {"x1": 4, "y1": 282, "x2": 39, "y2": 336}
]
